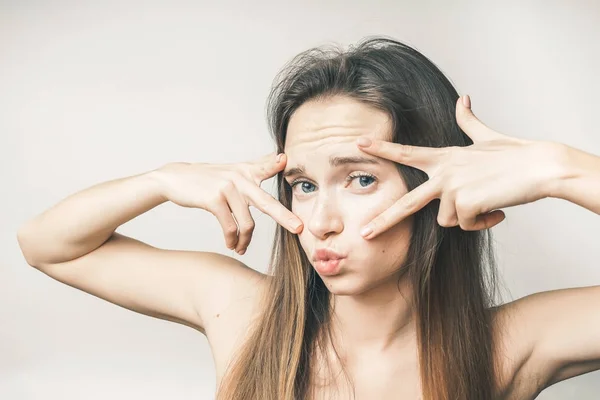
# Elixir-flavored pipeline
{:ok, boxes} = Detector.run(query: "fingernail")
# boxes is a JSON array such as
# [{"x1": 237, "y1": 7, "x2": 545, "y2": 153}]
[
  {"x1": 357, "y1": 137, "x2": 372, "y2": 147},
  {"x1": 292, "y1": 221, "x2": 303, "y2": 232},
  {"x1": 462, "y1": 95, "x2": 471, "y2": 108},
  {"x1": 276, "y1": 153, "x2": 284, "y2": 163},
  {"x1": 238, "y1": 249, "x2": 245, "y2": 255},
  {"x1": 360, "y1": 226, "x2": 373, "y2": 237}
]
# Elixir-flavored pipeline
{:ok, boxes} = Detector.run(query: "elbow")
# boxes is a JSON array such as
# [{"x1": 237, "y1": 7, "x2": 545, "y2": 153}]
[{"x1": 16, "y1": 225, "x2": 41, "y2": 268}]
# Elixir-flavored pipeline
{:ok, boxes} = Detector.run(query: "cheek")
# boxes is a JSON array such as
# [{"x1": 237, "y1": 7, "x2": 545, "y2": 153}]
[
  {"x1": 291, "y1": 201, "x2": 308, "y2": 224},
  {"x1": 359, "y1": 217, "x2": 413, "y2": 262},
  {"x1": 374, "y1": 214, "x2": 413, "y2": 243},
  {"x1": 352, "y1": 194, "x2": 403, "y2": 228}
]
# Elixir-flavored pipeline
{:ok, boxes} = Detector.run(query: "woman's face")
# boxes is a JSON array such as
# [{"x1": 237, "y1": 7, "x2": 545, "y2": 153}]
[{"x1": 283, "y1": 95, "x2": 413, "y2": 295}]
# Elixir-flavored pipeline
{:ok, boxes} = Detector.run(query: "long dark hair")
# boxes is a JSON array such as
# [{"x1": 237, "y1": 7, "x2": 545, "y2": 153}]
[{"x1": 217, "y1": 36, "x2": 504, "y2": 400}]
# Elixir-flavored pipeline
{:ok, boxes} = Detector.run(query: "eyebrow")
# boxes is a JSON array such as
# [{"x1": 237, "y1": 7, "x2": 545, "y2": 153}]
[{"x1": 283, "y1": 155, "x2": 381, "y2": 179}]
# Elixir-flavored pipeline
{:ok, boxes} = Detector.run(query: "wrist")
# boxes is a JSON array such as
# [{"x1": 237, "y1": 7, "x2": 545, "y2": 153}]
[
  {"x1": 543, "y1": 142, "x2": 584, "y2": 200},
  {"x1": 145, "y1": 165, "x2": 177, "y2": 203}
]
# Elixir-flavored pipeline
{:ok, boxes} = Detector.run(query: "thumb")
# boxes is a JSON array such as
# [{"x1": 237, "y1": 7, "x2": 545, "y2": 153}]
[{"x1": 456, "y1": 95, "x2": 504, "y2": 143}]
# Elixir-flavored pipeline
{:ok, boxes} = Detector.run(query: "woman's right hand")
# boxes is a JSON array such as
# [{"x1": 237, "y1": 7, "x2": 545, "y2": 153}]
[{"x1": 151, "y1": 152, "x2": 303, "y2": 254}]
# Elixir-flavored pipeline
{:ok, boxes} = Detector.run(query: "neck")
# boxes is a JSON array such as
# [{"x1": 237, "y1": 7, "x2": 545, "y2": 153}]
[{"x1": 328, "y1": 272, "x2": 416, "y2": 357}]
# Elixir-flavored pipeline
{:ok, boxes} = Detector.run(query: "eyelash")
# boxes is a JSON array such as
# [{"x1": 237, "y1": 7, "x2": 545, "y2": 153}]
[{"x1": 289, "y1": 172, "x2": 378, "y2": 192}]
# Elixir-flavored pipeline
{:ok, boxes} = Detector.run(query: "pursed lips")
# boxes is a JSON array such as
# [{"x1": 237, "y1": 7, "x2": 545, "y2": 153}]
[{"x1": 313, "y1": 248, "x2": 346, "y2": 261}]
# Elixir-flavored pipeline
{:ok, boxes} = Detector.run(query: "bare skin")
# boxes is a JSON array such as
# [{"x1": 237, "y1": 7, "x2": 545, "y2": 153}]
[
  {"x1": 206, "y1": 271, "x2": 542, "y2": 400},
  {"x1": 209, "y1": 96, "x2": 600, "y2": 398},
  {"x1": 204, "y1": 96, "x2": 547, "y2": 399},
  {"x1": 17, "y1": 95, "x2": 600, "y2": 399}
]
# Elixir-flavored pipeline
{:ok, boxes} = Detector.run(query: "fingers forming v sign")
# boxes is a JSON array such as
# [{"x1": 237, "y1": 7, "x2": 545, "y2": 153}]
[{"x1": 356, "y1": 95, "x2": 563, "y2": 239}]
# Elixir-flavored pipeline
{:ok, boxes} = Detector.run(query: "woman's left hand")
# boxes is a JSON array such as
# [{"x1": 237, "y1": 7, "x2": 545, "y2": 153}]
[{"x1": 356, "y1": 95, "x2": 566, "y2": 239}]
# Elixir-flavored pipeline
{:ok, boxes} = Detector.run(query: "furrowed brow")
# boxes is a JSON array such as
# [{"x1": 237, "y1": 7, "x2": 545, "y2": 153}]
[{"x1": 283, "y1": 155, "x2": 381, "y2": 178}]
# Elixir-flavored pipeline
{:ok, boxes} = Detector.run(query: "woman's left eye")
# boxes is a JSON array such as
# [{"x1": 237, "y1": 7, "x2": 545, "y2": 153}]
[{"x1": 346, "y1": 173, "x2": 377, "y2": 188}]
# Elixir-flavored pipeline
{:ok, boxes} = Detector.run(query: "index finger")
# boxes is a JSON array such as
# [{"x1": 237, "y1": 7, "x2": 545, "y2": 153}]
[
  {"x1": 356, "y1": 137, "x2": 447, "y2": 170},
  {"x1": 239, "y1": 179, "x2": 304, "y2": 234},
  {"x1": 361, "y1": 178, "x2": 440, "y2": 239}
]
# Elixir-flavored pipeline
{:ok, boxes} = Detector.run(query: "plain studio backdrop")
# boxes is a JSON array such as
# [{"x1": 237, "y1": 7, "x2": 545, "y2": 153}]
[{"x1": 2, "y1": 1, "x2": 599, "y2": 399}]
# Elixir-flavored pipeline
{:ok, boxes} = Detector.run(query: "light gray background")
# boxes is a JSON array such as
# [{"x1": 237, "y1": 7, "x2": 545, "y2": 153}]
[{"x1": 2, "y1": 0, "x2": 599, "y2": 399}]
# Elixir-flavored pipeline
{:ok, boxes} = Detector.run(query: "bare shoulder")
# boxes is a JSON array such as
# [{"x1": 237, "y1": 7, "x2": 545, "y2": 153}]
[
  {"x1": 25, "y1": 229, "x2": 271, "y2": 381},
  {"x1": 200, "y1": 257, "x2": 270, "y2": 378},
  {"x1": 28, "y1": 231, "x2": 269, "y2": 339},
  {"x1": 490, "y1": 286, "x2": 600, "y2": 399},
  {"x1": 490, "y1": 300, "x2": 547, "y2": 399}
]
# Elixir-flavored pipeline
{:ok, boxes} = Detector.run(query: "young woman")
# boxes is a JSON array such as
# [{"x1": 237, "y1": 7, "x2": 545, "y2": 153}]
[{"x1": 17, "y1": 37, "x2": 600, "y2": 400}]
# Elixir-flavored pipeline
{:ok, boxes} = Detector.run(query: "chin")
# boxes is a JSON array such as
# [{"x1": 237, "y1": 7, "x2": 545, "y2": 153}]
[{"x1": 319, "y1": 273, "x2": 374, "y2": 296}]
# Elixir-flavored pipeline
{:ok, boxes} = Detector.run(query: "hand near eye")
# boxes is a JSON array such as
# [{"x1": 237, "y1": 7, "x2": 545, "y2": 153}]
[
  {"x1": 356, "y1": 95, "x2": 566, "y2": 239},
  {"x1": 152, "y1": 153, "x2": 303, "y2": 254}
]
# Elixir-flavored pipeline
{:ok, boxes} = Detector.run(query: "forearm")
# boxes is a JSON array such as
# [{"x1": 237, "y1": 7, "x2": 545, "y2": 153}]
[
  {"x1": 17, "y1": 169, "x2": 168, "y2": 267},
  {"x1": 548, "y1": 143, "x2": 600, "y2": 215}
]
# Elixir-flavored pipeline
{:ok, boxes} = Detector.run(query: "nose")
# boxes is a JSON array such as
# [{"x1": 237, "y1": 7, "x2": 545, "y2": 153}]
[{"x1": 307, "y1": 194, "x2": 344, "y2": 240}]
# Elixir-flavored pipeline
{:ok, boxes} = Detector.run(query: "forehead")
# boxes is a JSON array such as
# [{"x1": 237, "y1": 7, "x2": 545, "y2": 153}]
[
  {"x1": 285, "y1": 96, "x2": 392, "y2": 152},
  {"x1": 283, "y1": 97, "x2": 393, "y2": 178}
]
